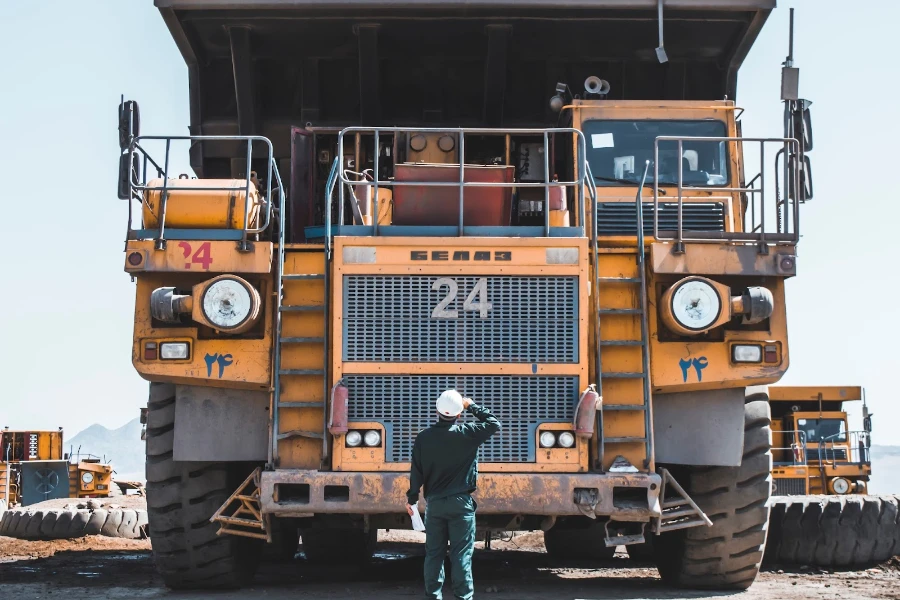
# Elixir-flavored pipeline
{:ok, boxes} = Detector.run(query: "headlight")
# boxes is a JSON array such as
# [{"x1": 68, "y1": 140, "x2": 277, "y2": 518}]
[
  {"x1": 732, "y1": 344, "x2": 762, "y2": 363},
  {"x1": 557, "y1": 432, "x2": 575, "y2": 448},
  {"x1": 201, "y1": 278, "x2": 255, "y2": 330},
  {"x1": 363, "y1": 430, "x2": 382, "y2": 447},
  {"x1": 539, "y1": 431, "x2": 557, "y2": 448},
  {"x1": 160, "y1": 342, "x2": 190, "y2": 360},
  {"x1": 668, "y1": 278, "x2": 721, "y2": 331},
  {"x1": 346, "y1": 431, "x2": 363, "y2": 447},
  {"x1": 81, "y1": 472, "x2": 94, "y2": 484},
  {"x1": 831, "y1": 477, "x2": 850, "y2": 494}
]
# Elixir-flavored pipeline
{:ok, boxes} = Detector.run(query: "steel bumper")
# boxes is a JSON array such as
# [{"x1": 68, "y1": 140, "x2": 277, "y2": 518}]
[{"x1": 259, "y1": 470, "x2": 662, "y2": 520}]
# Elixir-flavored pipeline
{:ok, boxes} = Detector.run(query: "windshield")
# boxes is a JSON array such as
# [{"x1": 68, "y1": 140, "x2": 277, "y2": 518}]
[
  {"x1": 583, "y1": 120, "x2": 729, "y2": 187},
  {"x1": 797, "y1": 418, "x2": 847, "y2": 443}
]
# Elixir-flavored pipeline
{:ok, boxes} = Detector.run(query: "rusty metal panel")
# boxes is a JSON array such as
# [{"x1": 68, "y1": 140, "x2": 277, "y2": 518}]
[{"x1": 259, "y1": 470, "x2": 662, "y2": 518}]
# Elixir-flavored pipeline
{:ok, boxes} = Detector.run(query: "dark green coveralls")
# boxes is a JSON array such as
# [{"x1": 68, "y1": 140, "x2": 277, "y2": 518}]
[{"x1": 407, "y1": 403, "x2": 501, "y2": 600}]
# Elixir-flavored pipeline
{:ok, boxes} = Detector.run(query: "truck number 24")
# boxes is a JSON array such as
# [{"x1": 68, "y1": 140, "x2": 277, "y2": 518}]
[{"x1": 431, "y1": 277, "x2": 493, "y2": 319}]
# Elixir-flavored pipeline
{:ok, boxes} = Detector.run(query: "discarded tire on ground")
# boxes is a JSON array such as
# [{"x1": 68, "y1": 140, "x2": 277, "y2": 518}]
[
  {"x1": 543, "y1": 521, "x2": 616, "y2": 560},
  {"x1": 145, "y1": 382, "x2": 263, "y2": 589},
  {"x1": 0, "y1": 506, "x2": 147, "y2": 540},
  {"x1": 654, "y1": 397, "x2": 773, "y2": 590},
  {"x1": 764, "y1": 494, "x2": 900, "y2": 567}
]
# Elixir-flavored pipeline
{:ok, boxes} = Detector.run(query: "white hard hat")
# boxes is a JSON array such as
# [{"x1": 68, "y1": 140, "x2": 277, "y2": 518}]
[{"x1": 436, "y1": 390, "x2": 464, "y2": 418}]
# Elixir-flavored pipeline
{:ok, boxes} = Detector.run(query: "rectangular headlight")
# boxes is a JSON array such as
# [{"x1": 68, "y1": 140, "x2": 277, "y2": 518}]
[
  {"x1": 160, "y1": 342, "x2": 190, "y2": 360},
  {"x1": 732, "y1": 344, "x2": 762, "y2": 363}
]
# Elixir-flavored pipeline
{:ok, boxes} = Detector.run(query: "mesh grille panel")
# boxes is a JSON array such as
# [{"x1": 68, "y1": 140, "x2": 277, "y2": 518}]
[
  {"x1": 343, "y1": 276, "x2": 578, "y2": 363},
  {"x1": 344, "y1": 375, "x2": 579, "y2": 463},
  {"x1": 773, "y1": 477, "x2": 807, "y2": 496}
]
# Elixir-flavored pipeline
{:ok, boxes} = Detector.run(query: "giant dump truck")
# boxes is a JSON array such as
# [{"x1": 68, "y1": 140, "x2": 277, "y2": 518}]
[
  {"x1": 1, "y1": 428, "x2": 115, "y2": 506},
  {"x1": 764, "y1": 386, "x2": 900, "y2": 567},
  {"x1": 769, "y1": 386, "x2": 872, "y2": 497},
  {"x1": 125, "y1": 0, "x2": 812, "y2": 590}
]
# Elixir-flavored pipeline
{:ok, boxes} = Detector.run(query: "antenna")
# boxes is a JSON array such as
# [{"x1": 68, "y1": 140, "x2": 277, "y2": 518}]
[
  {"x1": 655, "y1": 0, "x2": 668, "y2": 63},
  {"x1": 781, "y1": 8, "x2": 799, "y2": 101}
]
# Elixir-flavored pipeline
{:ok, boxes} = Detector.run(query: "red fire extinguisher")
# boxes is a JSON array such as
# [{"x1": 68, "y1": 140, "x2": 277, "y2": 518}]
[
  {"x1": 329, "y1": 382, "x2": 349, "y2": 435},
  {"x1": 574, "y1": 385, "x2": 602, "y2": 439}
]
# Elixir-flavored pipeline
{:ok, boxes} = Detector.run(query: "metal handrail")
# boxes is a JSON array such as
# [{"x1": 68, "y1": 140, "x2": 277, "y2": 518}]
[
  {"x1": 652, "y1": 136, "x2": 801, "y2": 249},
  {"x1": 771, "y1": 430, "x2": 809, "y2": 466},
  {"x1": 817, "y1": 430, "x2": 871, "y2": 466},
  {"x1": 125, "y1": 135, "x2": 282, "y2": 250},
  {"x1": 328, "y1": 127, "x2": 589, "y2": 244}
]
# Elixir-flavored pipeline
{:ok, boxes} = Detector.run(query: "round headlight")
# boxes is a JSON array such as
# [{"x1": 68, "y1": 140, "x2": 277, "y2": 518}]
[
  {"x1": 539, "y1": 431, "x2": 557, "y2": 448},
  {"x1": 363, "y1": 430, "x2": 382, "y2": 447},
  {"x1": 81, "y1": 472, "x2": 94, "y2": 484},
  {"x1": 346, "y1": 431, "x2": 362, "y2": 447},
  {"x1": 831, "y1": 477, "x2": 850, "y2": 495},
  {"x1": 558, "y1": 432, "x2": 575, "y2": 448},
  {"x1": 669, "y1": 278, "x2": 721, "y2": 331},
  {"x1": 201, "y1": 278, "x2": 255, "y2": 330}
]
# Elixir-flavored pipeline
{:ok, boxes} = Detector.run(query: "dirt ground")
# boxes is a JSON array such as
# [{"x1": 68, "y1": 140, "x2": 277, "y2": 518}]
[{"x1": 0, "y1": 531, "x2": 898, "y2": 600}]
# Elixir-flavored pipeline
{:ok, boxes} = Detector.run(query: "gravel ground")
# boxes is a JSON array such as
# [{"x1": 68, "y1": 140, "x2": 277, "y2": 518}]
[{"x1": 0, "y1": 531, "x2": 897, "y2": 599}]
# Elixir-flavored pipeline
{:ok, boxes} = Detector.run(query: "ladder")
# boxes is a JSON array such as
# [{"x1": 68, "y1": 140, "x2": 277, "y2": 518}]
[
  {"x1": 271, "y1": 167, "x2": 330, "y2": 469},
  {"x1": 593, "y1": 162, "x2": 654, "y2": 470}
]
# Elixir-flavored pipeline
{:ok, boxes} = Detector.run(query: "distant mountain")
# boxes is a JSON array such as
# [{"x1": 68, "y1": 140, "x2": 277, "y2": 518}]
[
  {"x1": 872, "y1": 445, "x2": 900, "y2": 458},
  {"x1": 68, "y1": 418, "x2": 144, "y2": 481}
]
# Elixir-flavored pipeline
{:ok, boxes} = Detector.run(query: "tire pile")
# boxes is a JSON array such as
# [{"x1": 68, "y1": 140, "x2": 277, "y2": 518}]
[
  {"x1": 0, "y1": 500, "x2": 148, "y2": 540},
  {"x1": 765, "y1": 494, "x2": 900, "y2": 567}
]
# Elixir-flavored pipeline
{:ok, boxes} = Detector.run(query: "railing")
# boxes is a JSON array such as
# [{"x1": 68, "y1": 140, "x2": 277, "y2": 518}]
[
  {"x1": 817, "y1": 431, "x2": 871, "y2": 466},
  {"x1": 325, "y1": 127, "x2": 590, "y2": 246},
  {"x1": 771, "y1": 430, "x2": 809, "y2": 466},
  {"x1": 653, "y1": 136, "x2": 801, "y2": 251},
  {"x1": 124, "y1": 135, "x2": 284, "y2": 250}
]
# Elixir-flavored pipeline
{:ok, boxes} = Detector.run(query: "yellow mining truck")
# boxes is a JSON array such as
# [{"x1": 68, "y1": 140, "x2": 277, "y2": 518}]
[
  {"x1": 0, "y1": 428, "x2": 115, "y2": 506},
  {"x1": 763, "y1": 387, "x2": 900, "y2": 567},
  {"x1": 769, "y1": 386, "x2": 871, "y2": 496},
  {"x1": 127, "y1": 0, "x2": 812, "y2": 590}
]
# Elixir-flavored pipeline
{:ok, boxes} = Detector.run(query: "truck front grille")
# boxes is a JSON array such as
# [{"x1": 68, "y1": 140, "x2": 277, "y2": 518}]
[
  {"x1": 773, "y1": 477, "x2": 807, "y2": 496},
  {"x1": 343, "y1": 275, "x2": 578, "y2": 363},
  {"x1": 343, "y1": 375, "x2": 579, "y2": 463},
  {"x1": 596, "y1": 202, "x2": 725, "y2": 235}
]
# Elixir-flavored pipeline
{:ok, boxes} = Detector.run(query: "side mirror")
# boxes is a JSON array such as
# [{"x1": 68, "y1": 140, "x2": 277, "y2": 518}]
[
  {"x1": 118, "y1": 152, "x2": 138, "y2": 200},
  {"x1": 118, "y1": 99, "x2": 140, "y2": 150},
  {"x1": 800, "y1": 155, "x2": 813, "y2": 202},
  {"x1": 801, "y1": 103, "x2": 813, "y2": 152}
]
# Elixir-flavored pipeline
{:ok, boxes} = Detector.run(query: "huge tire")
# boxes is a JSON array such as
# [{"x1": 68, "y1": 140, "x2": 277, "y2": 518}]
[
  {"x1": 543, "y1": 522, "x2": 616, "y2": 560},
  {"x1": 145, "y1": 383, "x2": 262, "y2": 589},
  {"x1": 654, "y1": 397, "x2": 772, "y2": 590},
  {"x1": 300, "y1": 527, "x2": 377, "y2": 564},
  {"x1": 764, "y1": 494, "x2": 900, "y2": 567},
  {"x1": 265, "y1": 519, "x2": 300, "y2": 562},
  {"x1": 625, "y1": 540, "x2": 654, "y2": 562},
  {"x1": 0, "y1": 506, "x2": 147, "y2": 540}
]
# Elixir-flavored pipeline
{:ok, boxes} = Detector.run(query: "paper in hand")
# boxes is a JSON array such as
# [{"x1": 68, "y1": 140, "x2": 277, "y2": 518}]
[{"x1": 410, "y1": 504, "x2": 426, "y2": 532}]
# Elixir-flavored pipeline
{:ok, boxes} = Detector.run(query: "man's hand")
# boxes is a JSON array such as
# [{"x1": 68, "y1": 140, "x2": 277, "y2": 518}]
[
  {"x1": 406, "y1": 504, "x2": 415, "y2": 516},
  {"x1": 462, "y1": 397, "x2": 473, "y2": 409}
]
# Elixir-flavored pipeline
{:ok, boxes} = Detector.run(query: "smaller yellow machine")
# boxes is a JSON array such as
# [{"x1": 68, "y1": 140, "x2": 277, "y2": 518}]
[
  {"x1": 1, "y1": 428, "x2": 115, "y2": 506},
  {"x1": 769, "y1": 386, "x2": 871, "y2": 497}
]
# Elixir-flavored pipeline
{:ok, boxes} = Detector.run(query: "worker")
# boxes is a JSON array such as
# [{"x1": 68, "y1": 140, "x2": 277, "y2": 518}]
[{"x1": 406, "y1": 390, "x2": 501, "y2": 600}]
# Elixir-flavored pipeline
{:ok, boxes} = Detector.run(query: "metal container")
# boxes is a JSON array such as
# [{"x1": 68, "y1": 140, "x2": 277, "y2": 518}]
[
  {"x1": 392, "y1": 163, "x2": 513, "y2": 227},
  {"x1": 142, "y1": 178, "x2": 261, "y2": 230}
]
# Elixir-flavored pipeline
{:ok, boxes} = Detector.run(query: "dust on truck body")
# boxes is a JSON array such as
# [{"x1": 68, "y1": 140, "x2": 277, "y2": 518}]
[{"x1": 127, "y1": 0, "x2": 813, "y2": 590}]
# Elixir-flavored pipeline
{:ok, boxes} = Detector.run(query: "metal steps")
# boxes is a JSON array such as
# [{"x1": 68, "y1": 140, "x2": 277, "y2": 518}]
[
  {"x1": 594, "y1": 163, "x2": 654, "y2": 471},
  {"x1": 272, "y1": 244, "x2": 329, "y2": 469}
]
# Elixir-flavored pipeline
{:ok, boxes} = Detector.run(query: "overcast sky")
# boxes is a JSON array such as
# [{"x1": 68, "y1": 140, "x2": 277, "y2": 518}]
[{"x1": 1, "y1": 1, "x2": 897, "y2": 445}]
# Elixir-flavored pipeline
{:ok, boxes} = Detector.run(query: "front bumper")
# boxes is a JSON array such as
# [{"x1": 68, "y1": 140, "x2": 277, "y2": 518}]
[{"x1": 259, "y1": 470, "x2": 662, "y2": 521}]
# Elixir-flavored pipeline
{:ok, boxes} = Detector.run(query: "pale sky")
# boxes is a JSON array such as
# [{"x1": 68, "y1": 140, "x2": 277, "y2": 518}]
[{"x1": 1, "y1": 1, "x2": 897, "y2": 444}]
